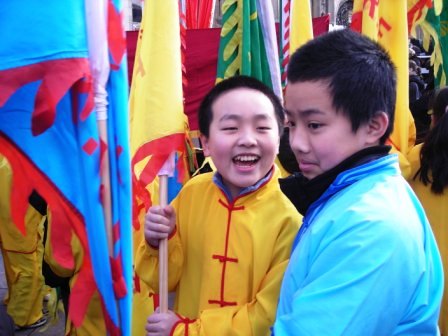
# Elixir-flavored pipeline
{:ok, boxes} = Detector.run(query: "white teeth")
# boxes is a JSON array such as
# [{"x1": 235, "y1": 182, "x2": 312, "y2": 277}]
[{"x1": 234, "y1": 155, "x2": 258, "y2": 162}]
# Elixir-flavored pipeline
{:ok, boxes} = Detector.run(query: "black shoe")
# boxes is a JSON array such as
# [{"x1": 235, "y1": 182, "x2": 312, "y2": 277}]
[{"x1": 14, "y1": 316, "x2": 47, "y2": 331}]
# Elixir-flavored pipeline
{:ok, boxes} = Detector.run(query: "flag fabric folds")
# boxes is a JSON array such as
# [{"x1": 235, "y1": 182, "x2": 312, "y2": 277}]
[
  {"x1": 185, "y1": 0, "x2": 217, "y2": 28},
  {"x1": 104, "y1": 0, "x2": 133, "y2": 334},
  {"x1": 380, "y1": 0, "x2": 416, "y2": 158},
  {"x1": 279, "y1": 0, "x2": 314, "y2": 87},
  {"x1": 126, "y1": 18, "x2": 329, "y2": 131},
  {"x1": 289, "y1": 0, "x2": 313, "y2": 52},
  {"x1": 129, "y1": 0, "x2": 191, "y2": 231},
  {"x1": 351, "y1": 0, "x2": 416, "y2": 176},
  {"x1": 216, "y1": 0, "x2": 282, "y2": 98},
  {"x1": 412, "y1": 0, "x2": 448, "y2": 87},
  {"x1": 129, "y1": 0, "x2": 193, "y2": 331},
  {"x1": 0, "y1": 1, "x2": 132, "y2": 335}
]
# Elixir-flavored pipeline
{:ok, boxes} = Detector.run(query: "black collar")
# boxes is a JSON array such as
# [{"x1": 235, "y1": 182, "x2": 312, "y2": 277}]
[{"x1": 279, "y1": 146, "x2": 391, "y2": 215}]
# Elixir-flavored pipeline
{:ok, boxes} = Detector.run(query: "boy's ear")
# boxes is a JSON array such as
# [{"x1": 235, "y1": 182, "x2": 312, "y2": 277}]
[
  {"x1": 366, "y1": 111, "x2": 389, "y2": 144},
  {"x1": 200, "y1": 134, "x2": 211, "y2": 157}
]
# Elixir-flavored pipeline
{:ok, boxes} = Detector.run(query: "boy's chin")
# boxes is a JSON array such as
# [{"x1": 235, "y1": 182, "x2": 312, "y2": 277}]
[
  {"x1": 224, "y1": 174, "x2": 268, "y2": 195},
  {"x1": 298, "y1": 167, "x2": 319, "y2": 180}
]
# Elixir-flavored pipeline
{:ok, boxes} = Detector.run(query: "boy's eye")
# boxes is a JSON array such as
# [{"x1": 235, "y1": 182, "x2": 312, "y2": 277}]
[
  {"x1": 286, "y1": 120, "x2": 296, "y2": 128},
  {"x1": 221, "y1": 126, "x2": 237, "y2": 131},
  {"x1": 308, "y1": 122, "x2": 322, "y2": 130},
  {"x1": 257, "y1": 126, "x2": 272, "y2": 131}
]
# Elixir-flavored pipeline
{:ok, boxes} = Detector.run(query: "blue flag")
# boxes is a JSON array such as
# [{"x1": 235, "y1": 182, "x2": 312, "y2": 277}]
[{"x1": 0, "y1": 1, "x2": 132, "y2": 334}]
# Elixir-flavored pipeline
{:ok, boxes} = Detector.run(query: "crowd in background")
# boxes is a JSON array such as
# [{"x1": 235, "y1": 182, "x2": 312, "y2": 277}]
[{"x1": 408, "y1": 37, "x2": 434, "y2": 143}]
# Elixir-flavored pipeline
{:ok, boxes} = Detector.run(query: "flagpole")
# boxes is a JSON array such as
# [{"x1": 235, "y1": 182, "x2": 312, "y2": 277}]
[
  {"x1": 98, "y1": 117, "x2": 125, "y2": 330},
  {"x1": 129, "y1": 0, "x2": 187, "y2": 315},
  {"x1": 98, "y1": 120, "x2": 114, "y2": 256},
  {"x1": 157, "y1": 153, "x2": 175, "y2": 313},
  {"x1": 85, "y1": 0, "x2": 114, "y2": 256},
  {"x1": 84, "y1": 0, "x2": 133, "y2": 332},
  {"x1": 158, "y1": 174, "x2": 169, "y2": 313}
]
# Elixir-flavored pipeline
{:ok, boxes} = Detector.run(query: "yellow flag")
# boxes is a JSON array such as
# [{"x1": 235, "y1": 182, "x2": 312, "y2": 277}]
[
  {"x1": 351, "y1": 0, "x2": 416, "y2": 177},
  {"x1": 290, "y1": 0, "x2": 314, "y2": 54},
  {"x1": 129, "y1": 1, "x2": 191, "y2": 330},
  {"x1": 352, "y1": 0, "x2": 379, "y2": 40},
  {"x1": 279, "y1": 0, "x2": 313, "y2": 87},
  {"x1": 129, "y1": 0, "x2": 190, "y2": 227},
  {"x1": 379, "y1": 1, "x2": 416, "y2": 157}
]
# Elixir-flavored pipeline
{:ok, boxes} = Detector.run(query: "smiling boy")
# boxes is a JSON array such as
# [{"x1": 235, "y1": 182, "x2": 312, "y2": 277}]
[
  {"x1": 135, "y1": 75, "x2": 300, "y2": 336},
  {"x1": 273, "y1": 29, "x2": 443, "y2": 335}
]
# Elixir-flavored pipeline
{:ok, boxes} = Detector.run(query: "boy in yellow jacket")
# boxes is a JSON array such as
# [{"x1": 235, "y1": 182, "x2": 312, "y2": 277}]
[{"x1": 135, "y1": 76, "x2": 301, "y2": 336}]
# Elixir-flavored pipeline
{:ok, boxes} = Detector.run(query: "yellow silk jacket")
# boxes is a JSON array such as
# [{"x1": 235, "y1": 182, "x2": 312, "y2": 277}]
[
  {"x1": 408, "y1": 144, "x2": 447, "y2": 335},
  {"x1": 136, "y1": 169, "x2": 301, "y2": 336}
]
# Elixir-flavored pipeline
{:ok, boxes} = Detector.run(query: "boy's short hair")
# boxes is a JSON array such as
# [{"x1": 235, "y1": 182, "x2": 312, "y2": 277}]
[
  {"x1": 198, "y1": 75, "x2": 285, "y2": 137},
  {"x1": 287, "y1": 28, "x2": 396, "y2": 144}
]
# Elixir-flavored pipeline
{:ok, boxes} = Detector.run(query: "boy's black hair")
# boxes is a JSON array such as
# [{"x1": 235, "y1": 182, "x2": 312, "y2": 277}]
[
  {"x1": 417, "y1": 86, "x2": 448, "y2": 194},
  {"x1": 287, "y1": 28, "x2": 396, "y2": 144},
  {"x1": 198, "y1": 75, "x2": 285, "y2": 137}
]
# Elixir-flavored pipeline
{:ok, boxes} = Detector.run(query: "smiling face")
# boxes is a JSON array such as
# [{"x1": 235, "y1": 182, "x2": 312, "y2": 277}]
[
  {"x1": 201, "y1": 87, "x2": 280, "y2": 198},
  {"x1": 285, "y1": 80, "x2": 377, "y2": 180}
]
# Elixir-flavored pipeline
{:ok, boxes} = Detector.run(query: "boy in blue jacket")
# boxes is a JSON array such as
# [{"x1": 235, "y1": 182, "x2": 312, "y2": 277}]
[{"x1": 273, "y1": 28, "x2": 443, "y2": 335}]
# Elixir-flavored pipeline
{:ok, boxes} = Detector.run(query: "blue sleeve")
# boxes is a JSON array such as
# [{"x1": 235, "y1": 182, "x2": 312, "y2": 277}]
[{"x1": 273, "y1": 213, "x2": 437, "y2": 335}]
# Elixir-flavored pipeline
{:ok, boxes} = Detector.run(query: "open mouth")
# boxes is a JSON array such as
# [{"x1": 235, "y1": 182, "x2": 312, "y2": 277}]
[{"x1": 233, "y1": 154, "x2": 260, "y2": 167}]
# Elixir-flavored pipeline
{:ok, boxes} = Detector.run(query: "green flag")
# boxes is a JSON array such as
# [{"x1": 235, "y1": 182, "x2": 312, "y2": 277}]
[
  {"x1": 419, "y1": 0, "x2": 448, "y2": 87},
  {"x1": 216, "y1": 0, "x2": 282, "y2": 97}
]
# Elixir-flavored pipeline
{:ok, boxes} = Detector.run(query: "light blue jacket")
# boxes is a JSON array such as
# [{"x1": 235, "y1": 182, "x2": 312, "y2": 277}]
[{"x1": 273, "y1": 155, "x2": 443, "y2": 335}]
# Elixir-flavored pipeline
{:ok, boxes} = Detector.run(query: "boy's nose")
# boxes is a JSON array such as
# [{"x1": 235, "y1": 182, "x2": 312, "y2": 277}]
[
  {"x1": 238, "y1": 130, "x2": 257, "y2": 146},
  {"x1": 289, "y1": 128, "x2": 309, "y2": 153}
]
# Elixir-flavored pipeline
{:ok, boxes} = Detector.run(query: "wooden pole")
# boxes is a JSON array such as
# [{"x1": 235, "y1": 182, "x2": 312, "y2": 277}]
[
  {"x1": 98, "y1": 120, "x2": 114, "y2": 256},
  {"x1": 158, "y1": 174, "x2": 169, "y2": 313},
  {"x1": 98, "y1": 118, "x2": 122, "y2": 331}
]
